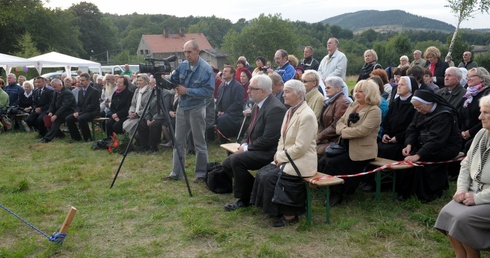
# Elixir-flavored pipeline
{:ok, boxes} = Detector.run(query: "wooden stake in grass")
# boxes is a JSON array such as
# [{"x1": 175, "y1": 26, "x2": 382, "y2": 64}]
[{"x1": 50, "y1": 206, "x2": 77, "y2": 244}]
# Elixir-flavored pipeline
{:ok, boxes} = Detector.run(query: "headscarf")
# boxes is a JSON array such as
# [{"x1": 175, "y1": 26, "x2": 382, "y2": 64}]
[{"x1": 413, "y1": 89, "x2": 455, "y2": 113}]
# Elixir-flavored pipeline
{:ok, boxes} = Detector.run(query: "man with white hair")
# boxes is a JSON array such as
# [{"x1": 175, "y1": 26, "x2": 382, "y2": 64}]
[
  {"x1": 410, "y1": 50, "x2": 426, "y2": 68},
  {"x1": 436, "y1": 67, "x2": 466, "y2": 111},
  {"x1": 318, "y1": 37, "x2": 348, "y2": 81},
  {"x1": 223, "y1": 74, "x2": 287, "y2": 211}
]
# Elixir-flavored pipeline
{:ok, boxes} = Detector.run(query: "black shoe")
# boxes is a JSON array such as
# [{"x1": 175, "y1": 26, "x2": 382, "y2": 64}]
[
  {"x1": 39, "y1": 138, "x2": 49, "y2": 143},
  {"x1": 193, "y1": 177, "x2": 206, "y2": 184},
  {"x1": 328, "y1": 192, "x2": 343, "y2": 207},
  {"x1": 56, "y1": 132, "x2": 66, "y2": 139},
  {"x1": 163, "y1": 175, "x2": 179, "y2": 181},
  {"x1": 224, "y1": 199, "x2": 250, "y2": 211},
  {"x1": 272, "y1": 215, "x2": 299, "y2": 227}
]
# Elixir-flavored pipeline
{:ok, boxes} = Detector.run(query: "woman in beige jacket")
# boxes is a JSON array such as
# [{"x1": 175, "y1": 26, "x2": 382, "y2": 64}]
[{"x1": 318, "y1": 79, "x2": 381, "y2": 205}]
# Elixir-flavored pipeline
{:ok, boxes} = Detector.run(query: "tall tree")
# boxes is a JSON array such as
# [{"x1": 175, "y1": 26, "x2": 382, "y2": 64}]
[
  {"x1": 446, "y1": 0, "x2": 490, "y2": 57},
  {"x1": 221, "y1": 14, "x2": 299, "y2": 65},
  {"x1": 13, "y1": 32, "x2": 40, "y2": 57},
  {"x1": 68, "y1": 2, "x2": 116, "y2": 60}
]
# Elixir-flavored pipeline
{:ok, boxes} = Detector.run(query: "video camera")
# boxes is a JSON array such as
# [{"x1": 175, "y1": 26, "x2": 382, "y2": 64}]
[{"x1": 139, "y1": 55, "x2": 177, "y2": 90}]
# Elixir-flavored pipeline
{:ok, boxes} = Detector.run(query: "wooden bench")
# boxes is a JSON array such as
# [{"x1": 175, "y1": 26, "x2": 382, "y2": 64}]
[
  {"x1": 303, "y1": 172, "x2": 344, "y2": 224},
  {"x1": 91, "y1": 117, "x2": 110, "y2": 140},
  {"x1": 368, "y1": 157, "x2": 413, "y2": 201},
  {"x1": 368, "y1": 152, "x2": 465, "y2": 201},
  {"x1": 220, "y1": 143, "x2": 344, "y2": 224}
]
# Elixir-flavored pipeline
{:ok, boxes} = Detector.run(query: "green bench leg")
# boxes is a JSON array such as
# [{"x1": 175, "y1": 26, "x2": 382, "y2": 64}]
[
  {"x1": 306, "y1": 185, "x2": 312, "y2": 224},
  {"x1": 306, "y1": 185, "x2": 331, "y2": 224},
  {"x1": 324, "y1": 186, "x2": 331, "y2": 224},
  {"x1": 375, "y1": 171, "x2": 381, "y2": 201}
]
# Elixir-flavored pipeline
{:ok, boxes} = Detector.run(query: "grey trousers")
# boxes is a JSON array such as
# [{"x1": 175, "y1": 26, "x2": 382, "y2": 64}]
[{"x1": 170, "y1": 105, "x2": 208, "y2": 179}]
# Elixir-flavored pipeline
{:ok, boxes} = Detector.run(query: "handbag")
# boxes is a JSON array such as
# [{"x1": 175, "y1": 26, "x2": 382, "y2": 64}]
[
  {"x1": 271, "y1": 150, "x2": 306, "y2": 207},
  {"x1": 324, "y1": 138, "x2": 347, "y2": 157}
]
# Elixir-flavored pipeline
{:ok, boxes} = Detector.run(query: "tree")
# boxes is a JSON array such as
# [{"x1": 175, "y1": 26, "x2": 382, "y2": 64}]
[
  {"x1": 188, "y1": 16, "x2": 233, "y2": 49},
  {"x1": 13, "y1": 32, "x2": 40, "y2": 58},
  {"x1": 446, "y1": 0, "x2": 490, "y2": 57},
  {"x1": 221, "y1": 14, "x2": 299, "y2": 64},
  {"x1": 68, "y1": 2, "x2": 117, "y2": 60}
]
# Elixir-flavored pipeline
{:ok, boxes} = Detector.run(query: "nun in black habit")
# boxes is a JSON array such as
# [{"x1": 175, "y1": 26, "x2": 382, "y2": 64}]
[{"x1": 398, "y1": 90, "x2": 462, "y2": 202}]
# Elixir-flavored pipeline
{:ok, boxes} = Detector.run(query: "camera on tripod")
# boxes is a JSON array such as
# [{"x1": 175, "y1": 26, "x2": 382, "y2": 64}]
[{"x1": 139, "y1": 55, "x2": 177, "y2": 90}]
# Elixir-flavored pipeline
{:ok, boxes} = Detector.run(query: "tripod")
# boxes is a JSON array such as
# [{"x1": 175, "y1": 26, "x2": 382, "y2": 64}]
[{"x1": 110, "y1": 85, "x2": 193, "y2": 197}]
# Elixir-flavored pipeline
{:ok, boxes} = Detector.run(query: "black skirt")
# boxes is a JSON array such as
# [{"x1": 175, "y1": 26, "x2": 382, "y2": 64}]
[{"x1": 250, "y1": 164, "x2": 306, "y2": 217}]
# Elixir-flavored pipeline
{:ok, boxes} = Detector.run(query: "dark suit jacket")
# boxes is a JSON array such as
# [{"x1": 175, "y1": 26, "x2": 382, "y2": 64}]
[
  {"x1": 216, "y1": 79, "x2": 244, "y2": 118},
  {"x1": 76, "y1": 85, "x2": 100, "y2": 116},
  {"x1": 32, "y1": 87, "x2": 54, "y2": 112},
  {"x1": 242, "y1": 95, "x2": 287, "y2": 152},
  {"x1": 49, "y1": 87, "x2": 76, "y2": 118}
]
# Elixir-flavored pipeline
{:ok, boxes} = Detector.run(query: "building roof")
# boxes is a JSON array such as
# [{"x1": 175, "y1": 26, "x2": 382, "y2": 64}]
[
  {"x1": 141, "y1": 33, "x2": 213, "y2": 54},
  {"x1": 201, "y1": 48, "x2": 227, "y2": 58}
]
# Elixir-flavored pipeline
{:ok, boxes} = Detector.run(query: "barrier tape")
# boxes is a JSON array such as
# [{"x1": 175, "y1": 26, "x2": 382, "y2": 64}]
[{"x1": 309, "y1": 156, "x2": 465, "y2": 184}]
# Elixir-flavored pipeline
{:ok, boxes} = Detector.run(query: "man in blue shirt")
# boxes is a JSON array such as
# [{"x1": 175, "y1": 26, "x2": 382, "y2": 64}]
[
  {"x1": 269, "y1": 49, "x2": 295, "y2": 83},
  {"x1": 165, "y1": 40, "x2": 215, "y2": 182},
  {"x1": 4, "y1": 73, "x2": 24, "y2": 107}
]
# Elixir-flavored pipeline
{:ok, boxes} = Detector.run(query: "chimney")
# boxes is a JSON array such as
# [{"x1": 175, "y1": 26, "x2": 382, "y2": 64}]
[
  {"x1": 179, "y1": 28, "x2": 185, "y2": 37},
  {"x1": 163, "y1": 29, "x2": 169, "y2": 38}
]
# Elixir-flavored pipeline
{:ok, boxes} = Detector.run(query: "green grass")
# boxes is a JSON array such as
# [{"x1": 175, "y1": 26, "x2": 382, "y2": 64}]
[{"x1": 0, "y1": 130, "x2": 488, "y2": 257}]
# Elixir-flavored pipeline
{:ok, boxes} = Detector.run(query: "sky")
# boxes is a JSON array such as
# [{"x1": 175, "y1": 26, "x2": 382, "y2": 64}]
[{"x1": 43, "y1": 0, "x2": 490, "y2": 29}]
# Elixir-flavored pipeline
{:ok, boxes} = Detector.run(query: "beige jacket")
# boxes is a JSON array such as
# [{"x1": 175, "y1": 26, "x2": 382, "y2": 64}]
[
  {"x1": 336, "y1": 102, "x2": 381, "y2": 161},
  {"x1": 275, "y1": 102, "x2": 318, "y2": 177}
]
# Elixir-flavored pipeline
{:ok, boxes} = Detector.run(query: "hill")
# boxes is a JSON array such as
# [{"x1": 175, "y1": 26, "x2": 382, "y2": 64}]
[{"x1": 321, "y1": 10, "x2": 456, "y2": 33}]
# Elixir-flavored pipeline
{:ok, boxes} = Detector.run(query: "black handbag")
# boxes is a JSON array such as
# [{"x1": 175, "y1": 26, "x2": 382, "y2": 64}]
[
  {"x1": 271, "y1": 150, "x2": 306, "y2": 207},
  {"x1": 324, "y1": 138, "x2": 347, "y2": 157}
]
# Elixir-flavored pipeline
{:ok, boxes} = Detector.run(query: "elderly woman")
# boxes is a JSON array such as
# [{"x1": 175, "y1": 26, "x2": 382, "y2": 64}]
[
  {"x1": 357, "y1": 49, "x2": 382, "y2": 82},
  {"x1": 318, "y1": 79, "x2": 382, "y2": 205},
  {"x1": 398, "y1": 55, "x2": 410, "y2": 68},
  {"x1": 251, "y1": 79, "x2": 317, "y2": 227},
  {"x1": 316, "y1": 76, "x2": 350, "y2": 155},
  {"x1": 398, "y1": 90, "x2": 461, "y2": 202},
  {"x1": 460, "y1": 67, "x2": 490, "y2": 153},
  {"x1": 106, "y1": 76, "x2": 134, "y2": 139},
  {"x1": 301, "y1": 70, "x2": 325, "y2": 122},
  {"x1": 122, "y1": 73, "x2": 151, "y2": 137},
  {"x1": 434, "y1": 94, "x2": 490, "y2": 257},
  {"x1": 424, "y1": 46, "x2": 449, "y2": 89},
  {"x1": 136, "y1": 77, "x2": 165, "y2": 153},
  {"x1": 20, "y1": 81, "x2": 34, "y2": 113},
  {"x1": 378, "y1": 76, "x2": 419, "y2": 161}
]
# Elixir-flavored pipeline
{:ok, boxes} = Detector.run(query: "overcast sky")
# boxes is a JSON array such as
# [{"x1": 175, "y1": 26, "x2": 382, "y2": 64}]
[{"x1": 43, "y1": 0, "x2": 490, "y2": 29}]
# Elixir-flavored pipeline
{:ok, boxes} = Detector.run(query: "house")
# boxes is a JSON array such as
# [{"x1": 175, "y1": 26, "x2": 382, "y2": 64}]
[{"x1": 137, "y1": 29, "x2": 226, "y2": 70}]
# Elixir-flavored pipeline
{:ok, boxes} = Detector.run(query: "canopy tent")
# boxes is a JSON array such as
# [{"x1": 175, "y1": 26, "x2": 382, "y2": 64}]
[
  {"x1": 0, "y1": 53, "x2": 37, "y2": 73},
  {"x1": 28, "y1": 52, "x2": 101, "y2": 75}
]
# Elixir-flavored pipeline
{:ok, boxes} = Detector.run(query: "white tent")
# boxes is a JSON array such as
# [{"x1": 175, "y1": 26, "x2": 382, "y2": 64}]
[
  {"x1": 0, "y1": 53, "x2": 37, "y2": 73},
  {"x1": 28, "y1": 51, "x2": 101, "y2": 75}
]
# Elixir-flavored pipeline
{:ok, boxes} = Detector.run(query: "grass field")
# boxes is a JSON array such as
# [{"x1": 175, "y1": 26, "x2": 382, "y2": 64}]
[{"x1": 0, "y1": 128, "x2": 486, "y2": 257}]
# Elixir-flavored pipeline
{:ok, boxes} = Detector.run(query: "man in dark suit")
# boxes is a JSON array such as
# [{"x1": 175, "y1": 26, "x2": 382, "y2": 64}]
[
  {"x1": 215, "y1": 65, "x2": 244, "y2": 141},
  {"x1": 40, "y1": 79, "x2": 76, "y2": 143},
  {"x1": 65, "y1": 73, "x2": 100, "y2": 142},
  {"x1": 25, "y1": 77, "x2": 54, "y2": 137},
  {"x1": 223, "y1": 74, "x2": 287, "y2": 211}
]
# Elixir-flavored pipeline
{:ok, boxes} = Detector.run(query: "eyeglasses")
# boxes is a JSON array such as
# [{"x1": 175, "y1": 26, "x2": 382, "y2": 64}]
[
  {"x1": 325, "y1": 86, "x2": 333, "y2": 89},
  {"x1": 301, "y1": 80, "x2": 314, "y2": 83},
  {"x1": 468, "y1": 74, "x2": 479, "y2": 79},
  {"x1": 248, "y1": 87, "x2": 262, "y2": 91}
]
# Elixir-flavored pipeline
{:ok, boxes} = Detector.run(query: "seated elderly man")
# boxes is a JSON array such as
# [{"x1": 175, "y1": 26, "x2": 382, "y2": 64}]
[
  {"x1": 223, "y1": 74, "x2": 287, "y2": 211},
  {"x1": 25, "y1": 77, "x2": 54, "y2": 138},
  {"x1": 215, "y1": 65, "x2": 244, "y2": 141}
]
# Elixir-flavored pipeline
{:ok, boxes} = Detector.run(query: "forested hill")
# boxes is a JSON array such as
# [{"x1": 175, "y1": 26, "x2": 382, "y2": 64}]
[{"x1": 321, "y1": 10, "x2": 456, "y2": 33}]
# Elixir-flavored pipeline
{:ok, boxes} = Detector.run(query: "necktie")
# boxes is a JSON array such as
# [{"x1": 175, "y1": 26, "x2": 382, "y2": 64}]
[{"x1": 248, "y1": 105, "x2": 259, "y2": 144}]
